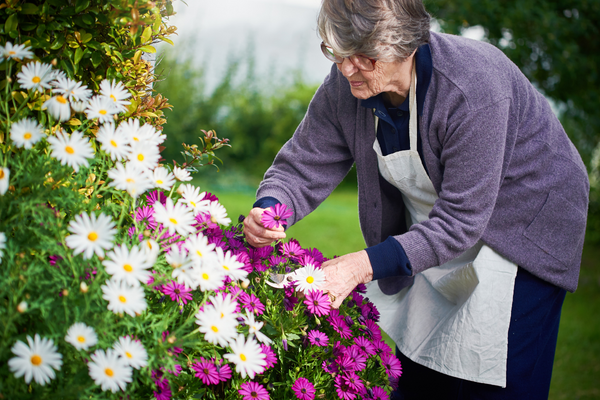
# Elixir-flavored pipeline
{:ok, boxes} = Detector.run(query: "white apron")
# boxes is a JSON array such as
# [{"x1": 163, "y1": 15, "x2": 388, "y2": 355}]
[{"x1": 365, "y1": 62, "x2": 518, "y2": 387}]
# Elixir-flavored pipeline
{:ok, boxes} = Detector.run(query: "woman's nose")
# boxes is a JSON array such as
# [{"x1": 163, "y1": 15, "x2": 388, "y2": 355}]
[{"x1": 337, "y1": 58, "x2": 358, "y2": 77}]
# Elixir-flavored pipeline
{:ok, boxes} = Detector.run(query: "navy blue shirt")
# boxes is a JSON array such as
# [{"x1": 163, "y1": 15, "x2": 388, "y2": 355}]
[{"x1": 256, "y1": 44, "x2": 433, "y2": 281}]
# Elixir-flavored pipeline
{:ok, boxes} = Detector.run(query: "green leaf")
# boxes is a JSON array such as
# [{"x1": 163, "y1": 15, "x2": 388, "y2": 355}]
[
  {"x1": 139, "y1": 45, "x2": 156, "y2": 53},
  {"x1": 90, "y1": 50, "x2": 102, "y2": 68},
  {"x1": 80, "y1": 32, "x2": 92, "y2": 43},
  {"x1": 49, "y1": 35, "x2": 66, "y2": 50},
  {"x1": 59, "y1": 59, "x2": 74, "y2": 77},
  {"x1": 35, "y1": 24, "x2": 46, "y2": 36},
  {"x1": 81, "y1": 14, "x2": 95, "y2": 25},
  {"x1": 20, "y1": 3, "x2": 39, "y2": 14},
  {"x1": 20, "y1": 23, "x2": 37, "y2": 31},
  {"x1": 59, "y1": 6, "x2": 76, "y2": 16},
  {"x1": 75, "y1": 0, "x2": 90, "y2": 13},
  {"x1": 5, "y1": 13, "x2": 19, "y2": 33},
  {"x1": 141, "y1": 26, "x2": 152, "y2": 44},
  {"x1": 159, "y1": 36, "x2": 174, "y2": 46},
  {"x1": 74, "y1": 47, "x2": 85, "y2": 65}
]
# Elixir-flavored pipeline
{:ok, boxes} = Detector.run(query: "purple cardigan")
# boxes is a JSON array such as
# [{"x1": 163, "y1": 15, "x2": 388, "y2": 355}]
[{"x1": 256, "y1": 32, "x2": 589, "y2": 292}]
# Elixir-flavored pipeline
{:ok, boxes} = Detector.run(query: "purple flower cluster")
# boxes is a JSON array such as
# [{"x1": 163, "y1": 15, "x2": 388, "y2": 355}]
[{"x1": 191, "y1": 357, "x2": 232, "y2": 385}]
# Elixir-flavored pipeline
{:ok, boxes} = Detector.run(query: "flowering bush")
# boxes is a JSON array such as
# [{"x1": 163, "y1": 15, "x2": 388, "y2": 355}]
[{"x1": 0, "y1": 40, "x2": 401, "y2": 400}]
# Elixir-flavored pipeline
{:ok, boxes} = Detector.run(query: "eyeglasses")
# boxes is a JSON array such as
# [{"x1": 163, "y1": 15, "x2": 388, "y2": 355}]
[{"x1": 320, "y1": 42, "x2": 377, "y2": 71}]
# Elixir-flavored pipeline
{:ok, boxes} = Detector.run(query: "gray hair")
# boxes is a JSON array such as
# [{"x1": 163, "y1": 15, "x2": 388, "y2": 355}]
[{"x1": 317, "y1": 0, "x2": 431, "y2": 62}]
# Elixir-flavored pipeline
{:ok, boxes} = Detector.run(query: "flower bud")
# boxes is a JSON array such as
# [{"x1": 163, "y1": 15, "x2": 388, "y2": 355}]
[
  {"x1": 62, "y1": 289, "x2": 69, "y2": 297},
  {"x1": 241, "y1": 279, "x2": 250, "y2": 289},
  {"x1": 176, "y1": 185, "x2": 185, "y2": 195},
  {"x1": 17, "y1": 301, "x2": 27, "y2": 313},
  {"x1": 262, "y1": 378, "x2": 269, "y2": 384},
  {"x1": 80, "y1": 281, "x2": 89, "y2": 293},
  {"x1": 167, "y1": 336, "x2": 176, "y2": 344},
  {"x1": 144, "y1": 230, "x2": 151, "y2": 237}
]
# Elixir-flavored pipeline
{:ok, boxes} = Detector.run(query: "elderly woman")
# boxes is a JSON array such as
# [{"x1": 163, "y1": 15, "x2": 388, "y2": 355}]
[{"x1": 243, "y1": 0, "x2": 589, "y2": 398}]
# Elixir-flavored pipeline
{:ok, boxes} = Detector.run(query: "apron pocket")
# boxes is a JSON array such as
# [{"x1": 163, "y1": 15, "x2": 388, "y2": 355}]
[
  {"x1": 523, "y1": 190, "x2": 586, "y2": 269},
  {"x1": 421, "y1": 263, "x2": 479, "y2": 305}
]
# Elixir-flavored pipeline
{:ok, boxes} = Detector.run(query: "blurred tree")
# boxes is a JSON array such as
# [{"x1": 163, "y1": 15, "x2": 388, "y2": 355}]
[{"x1": 425, "y1": 0, "x2": 600, "y2": 167}]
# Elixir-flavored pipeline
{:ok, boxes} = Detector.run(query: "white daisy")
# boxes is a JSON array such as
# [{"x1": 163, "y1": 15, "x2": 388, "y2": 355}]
[
  {"x1": 183, "y1": 232, "x2": 216, "y2": 266},
  {"x1": 179, "y1": 184, "x2": 210, "y2": 215},
  {"x1": 137, "y1": 124, "x2": 166, "y2": 145},
  {"x1": 0, "y1": 232, "x2": 6, "y2": 261},
  {"x1": 47, "y1": 130, "x2": 94, "y2": 172},
  {"x1": 17, "y1": 61, "x2": 53, "y2": 92},
  {"x1": 101, "y1": 279, "x2": 147, "y2": 317},
  {"x1": 103, "y1": 244, "x2": 152, "y2": 286},
  {"x1": 205, "y1": 201, "x2": 231, "y2": 226},
  {"x1": 140, "y1": 238, "x2": 160, "y2": 265},
  {"x1": 42, "y1": 95, "x2": 71, "y2": 122},
  {"x1": 10, "y1": 118, "x2": 44, "y2": 149},
  {"x1": 242, "y1": 310, "x2": 272, "y2": 345},
  {"x1": 113, "y1": 336, "x2": 148, "y2": 369},
  {"x1": 116, "y1": 118, "x2": 141, "y2": 144},
  {"x1": 293, "y1": 263, "x2": 326, "y2": 294},
  {"x1": 96, "y1": 122, "x2": 130, "y2": 161},
  {"x1": 153, "y1": 197, "x2": 196, "y2": 237},
  {"x1": 195, "y1": 305, "x2": 238, "y2": 347},
  {"x1": 192, "y1": 260, "x2": 225, "y2": 292},
  {"x1": 70, "y1": 100, "x2": 88, "y2": 113},
  {"x1": 99, "y1": 79, "x2": 131, "y2": 113},
  {"x1": 2, "y1": 42, "x2": 34, "y2": 61},
  {"x1": 172, "y1": 165, "x2": 192, "y2": 181},
  {"x1": 65, "y1": 212, "x2": 116, "y2": 260},
  {"x1": 127, "y1": 141, "x2": 161, "y2": 171},
  {"x1": 223, "y1": 334, "x2": 267, "y2": 379},
  {"x1": 88, "y1": 348, "x2": 132, "y2": 392},
  {"x1": 0, "y1": 167, "x2": 9, "y2": 195},
  {"x1": 208, "y1": 292, "x2": 239, "y2": 320},
  {"x1": 167, "y1": 247, "x2": 197, "y2": 289},
  {"x1": 8, "y1": 334, "x2": 63, "y2": 386},
  {"x1": 86, "y1": 95, "x2": 119, "y2": 123},
  {"x1": 151, "y1": 166, "x2": 175, "y2": 190},
  {"x1": 107, "y1": 162, "x2": 153, "y2": 199},
  {"x1": 215, "y1": 246, "x2": 248, "y2": 281},
  {"x1": 65, "y1": 322, "x2": 98, "y2": 351},
  {"x1": 51, "y1": 75, "x2": 92, "y2": 102}
]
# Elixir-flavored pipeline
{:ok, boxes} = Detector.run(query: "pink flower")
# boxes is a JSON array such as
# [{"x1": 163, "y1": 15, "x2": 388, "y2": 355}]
[
  {"x1": 343, "y1": 371, "x2": 364, "y2": 393},
  {"x1": 261, "y1": 344, "x2": 278, "y2": 369},
  {"x1": 162, "y1": 280, "x2": 193, "y2": 304},
  {"x1": 381, "y1": 353, "x2": 403, "y2": 378},
  {"x1": 307, "y1": 330, "x2": 329, "y2": 347},
  {"x1": 147, "y1": 190, "x2": 167, "y2": 206},
  {"x1": 241, "y1": 293, "x2": 265, "y2": 315},
  {"x1": 354, "y1": 337, "x2": 376, "y2": 356},
  {"x1": 335, "y1": 375, "x2": 357, "y2": 400},
  {"x1": 282, "y1": 240, "x2": 305, "y2": 260},
  {"x1": 369, "y1": 386, "x2": 389, "y2": 400},
  {"x1": 292, "y1": 377, "x2": 315, "y2": 400},
  {"x1": 261, "y1": 203, "x2": 293, "y2": 229},
  {"x1": 238, "y1": 381, "x2": 270, "y2": 400},
  {"x1": 192, "y1": 359, "x2": 219, "y2": 385},
  {"x1": 330, "y1": 316, "x2": 352, "y2": 339},
  {"x1": 215, "y1": 360, "x2": 232, "y2": 382},
  {"x1": 303, "y1": 290, "x2": 331, "y2": 317},
  {"x1": 135, "y1": 206, "x2": 157, "y2": 229}
]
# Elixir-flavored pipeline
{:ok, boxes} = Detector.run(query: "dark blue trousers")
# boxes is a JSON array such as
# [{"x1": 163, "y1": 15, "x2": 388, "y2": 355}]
[{"x1": 392, "y1": 267, "x2": 567, "y2": 400}]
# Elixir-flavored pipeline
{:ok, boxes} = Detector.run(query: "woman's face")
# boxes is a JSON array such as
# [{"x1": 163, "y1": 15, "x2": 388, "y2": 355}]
[{"x1": 336, "y1": 54, "x2": 414, "y2": 105}]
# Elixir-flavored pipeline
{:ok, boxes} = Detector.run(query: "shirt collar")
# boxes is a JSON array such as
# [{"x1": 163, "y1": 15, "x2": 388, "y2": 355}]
[{"x1": 361, "y1": 43, "x2": 432, "y2": 116}]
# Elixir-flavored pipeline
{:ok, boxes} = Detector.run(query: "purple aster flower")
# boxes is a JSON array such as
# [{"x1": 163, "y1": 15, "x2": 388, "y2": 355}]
[
  {"x1": 292, "y1": 377, "x2": 316, "y2": 400},
  {"x1": 229, "y1": 238, "x2": 244, "y2": 251},
  {"x1": 167, "y1": 364, "x2": 182, "y2": 376},
  {"x1": 333, "y1": 341, "x2": 346, "y2": 358},
  {"x1": 352, "y1": 292, "x2": 365, "y2": 305},
  {"x1": 354, "y1": 283, "x2": 367, "y2": 293},
  {"x1": 283, "y1": 240, "x2": 305, "y2": 260},
  {"x1": 162, "y1": 280, "x2": 193, "y2": 305},
  {"x1": 361, "y1": 319, "x2": 382, "y2": 341},
  {"x1": 343, "y1": 371, "x2": 364, "y2": 393},
  {"x1": 153, "y1": 376, "x2": 172, "y2": 400},
  {"x1": 282, "y1": 338, "x2": 288, "y2": 351},
  {"x1": 241, "y1": 293, "x2": 265, "y2": 315},
  {"x1": 261, "y1": 203, "x2": 293, "y2": 229},
  {"x1": 354, "y1": 337, "x2": 376, "y2": 356},
  {"x1": 215, "y1": 360, "x2": 232, "y2": 382},
  {"x1": 261, "y1": 344, "x2": 278, "y2": 369},
  {"x1": 307, "y1": 330, "x2": 329, "y2": 347},
  {"x1": 49, "y1": 254, "x2": 63, "y2": 266},
  {"x1": 192, "y1": 359, "x2": 219, "y2": 385},
  {"x1": 147, "y1": 190, "x2": 167, "y2": 206},
  {"x1": 201, "y1": 191, "x2": 219, "y2": 202},
  {"x1": 304, "y1": 290, "x2": 331, "y2": 317},
  {"x1": 373, "y1": 339, "x2": 393, "y2": 355},
  {"x1": 389, "y1": 376, "x2": 399, "y2": 390},
  {"x1": 135, "y1": 205, "x2": 157, "y2": 229},
  {"x1": 268, "y1": 255, "x2": 286, "y2": 268},
  {"x1": 336, "y1": 354, "x2": 356, "y2": 374},
  {"x1": 330, "y1": 316, "x2": 353, "y2": 339},
  {"x1": 335, "y1": 375, "x2": 357, "y2": 400},
  {"x1": 381, "y1": 353, "x2": 403, "y2": 378},
  {"x1": 238, "y1": 381, "x2": 270, "y2": 400},
  {"x1": 322, "y1": 359, "x2": 338, "y2": 374},
  {"x1": 369, "y1": 386, "x2": 389, "y2": 400},
  {"x1": 304, "y1": 247, "x2": 326, "y2": 264}
]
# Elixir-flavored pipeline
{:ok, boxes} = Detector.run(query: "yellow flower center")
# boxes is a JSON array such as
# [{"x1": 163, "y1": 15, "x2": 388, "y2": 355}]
[
  {"x1": 99, "y1": 109, "x2": 107, "y2": 115},
  {"x1": 126, "y1": 178, "x2": 134, "y2": 183},
  {"x1": 9, "y1": 50, "x2": 16, "y2": 55},
  {"x1": 110, "y1": 140, "x2": 118, "y2": 147},
  {"x1": 110, "y1": 94, "x2": 117, "y2": 102},
  {"x1": 32, "y1": 76, "x2": 41, "y2": 83},
  {"x1": 202, "y1": 273, "x2": 209, "y2": 280},
  {"x1": 190, "y1": 201, "x2": 196, "y2": 207},
  {"x1": 30, "y1": 355, "x2": 42, "y2": 366},
  {"x1": 56, "y1": 95, "x2": 67, "y2": 104},
  {"x1": 88, "y1": 232, "x2": 98, "y2": 241},
  {"x1": 125, "y1": 351, "x2": 133, "y2": 359},
  {"x1": 77, "y1": 336, "x2": 86, "y2": 343},
  {"x1": 156, "y1": 179, "x2": 163, "y2": 184},
  {"x1": 240, "y1": 353, "x2": 247, "y2": 361},
  {"x1": 24, "y1": 132, "x2": 32, "y2": 140},
  {"x1": 220, "y1": 312, "x2": 225, "y2": 318},
  {"x1": 169, "y1": 218, "x2": 177, "y2": 225},
  {"x1": 123, "y1": 264, "x2": 133, "y2": 272},
  {"x1": 119, "y1": 295, "x2": 127, "y2": 303},
  {"x1": 0, "y1": 170, "x2": 4, "y2": 179},
  {"x1": 137, "y1": 154, "x2": 144, "y2": 161},
  {"x1": 146, "y1": 241, "x2": 153, "y2": 250},
  {"x1": 306, "y1": 276, "x2": 314, "y2": 284},
  {"x1": 133, "y1": 137, "x2": 139, "y2": 142},
  {"x1": 105, "y1": 368, "x2": 114, "y2": 377},
  {"x1": 211, "y1": 326, "x2": 219, "y2": 333},
  {"x1": 223, "y1": 265, "x2": 229, "y2": 271},
  {"x1": 196, "y1": 251, "x2": 202, "y2": 257},
  {"x1": 65, "y1": 146, "x2": 75, "y2": 154}
]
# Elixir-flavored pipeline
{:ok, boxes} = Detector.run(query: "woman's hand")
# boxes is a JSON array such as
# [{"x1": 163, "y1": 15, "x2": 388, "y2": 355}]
[
  {"x1": 321, "y1": 250, "x2": 373, "y2": 308},
  {"x1": 243, "y1": 207, "x2": 286, "y2": 248}
]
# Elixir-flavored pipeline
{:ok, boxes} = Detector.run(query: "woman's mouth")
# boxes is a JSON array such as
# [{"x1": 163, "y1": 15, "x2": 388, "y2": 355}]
[{"x1": 350, "y1": 81, "x2": 364, "y2": 87}]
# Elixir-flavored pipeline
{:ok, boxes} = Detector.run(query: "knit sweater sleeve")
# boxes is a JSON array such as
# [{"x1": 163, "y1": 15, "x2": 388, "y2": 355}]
[{"x1": 256, "y1": 66, "x2": 355, "y2": 226}]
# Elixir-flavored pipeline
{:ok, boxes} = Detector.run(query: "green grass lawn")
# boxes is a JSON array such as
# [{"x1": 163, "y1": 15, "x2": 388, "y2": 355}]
[{"x1": 210, "y1": 186, "x2": 600, "y2": 398}]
